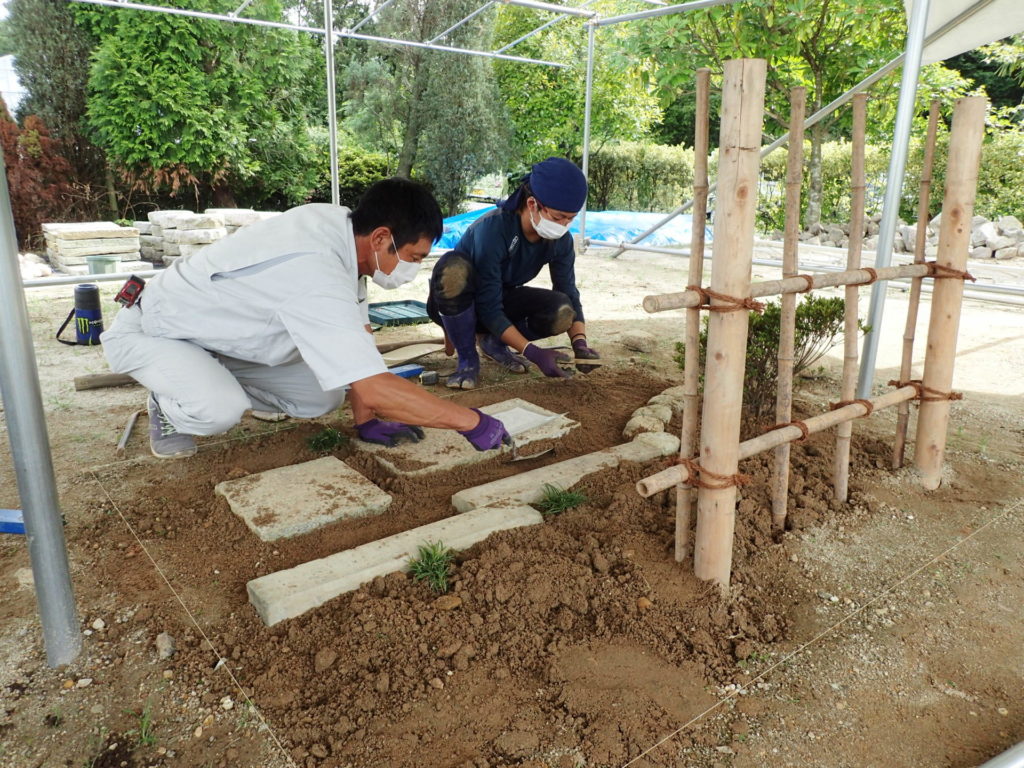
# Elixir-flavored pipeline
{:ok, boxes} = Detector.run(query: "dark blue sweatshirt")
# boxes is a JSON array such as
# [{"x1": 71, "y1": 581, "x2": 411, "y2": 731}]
[{"x1": 455, "y1": 207, "x2": 585, "y2": 338}]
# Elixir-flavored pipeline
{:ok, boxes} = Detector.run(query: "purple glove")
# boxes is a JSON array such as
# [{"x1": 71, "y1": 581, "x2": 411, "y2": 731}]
[
  {"x1": 356, "y1": 418, "x2": 425, "y2": 447},
  {"x1": 572, "y1": 337, "x2": 600, "y2": 374},
  {"x1": 523, "y1": 343, "x2": 572, "y2": 378},
  {"x1": 458, "y1": 408, "x2": 512, "y2": 451}
]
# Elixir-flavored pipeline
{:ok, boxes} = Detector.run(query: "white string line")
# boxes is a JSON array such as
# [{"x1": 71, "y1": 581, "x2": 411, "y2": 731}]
[
  {"x1": 89, "y1": 470, "x2": 300, "y2": 768},
  {"x1": 621, "y1": 497, "x2": 1024, "y2": 768}
]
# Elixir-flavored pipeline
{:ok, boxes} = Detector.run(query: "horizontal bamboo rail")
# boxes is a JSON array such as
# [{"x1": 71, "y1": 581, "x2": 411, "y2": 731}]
[
  {"x1": 635, "y1": 385, "x2": 918, "y2": 498},
  {"x1": 643, "y1": 263, "x2": 932, "y2": 313}
]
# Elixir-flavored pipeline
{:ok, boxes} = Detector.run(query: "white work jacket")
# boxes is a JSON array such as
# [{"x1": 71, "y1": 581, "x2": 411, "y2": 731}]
[{"x1": 138, "y1": 204, "x2": 386, "y2": 391}]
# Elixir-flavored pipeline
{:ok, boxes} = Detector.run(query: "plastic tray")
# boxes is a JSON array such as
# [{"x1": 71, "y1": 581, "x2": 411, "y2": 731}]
[{"x1": 368, "y1": 300, "x2": 431, "y2": 327}]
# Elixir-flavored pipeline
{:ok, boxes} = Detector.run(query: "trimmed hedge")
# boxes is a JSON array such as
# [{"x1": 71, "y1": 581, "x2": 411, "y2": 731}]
[
  {"x1": 307, "y1": 129, "x2": 392, "y2": 207},
  {"x1": 586, "y1": 141, "x2": 695, "y2": 212}
]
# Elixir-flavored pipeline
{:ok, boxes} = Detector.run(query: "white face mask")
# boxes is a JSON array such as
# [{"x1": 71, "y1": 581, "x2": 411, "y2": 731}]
[
  {"x1": 530, "y1": 201, "x2": 570, "y2": 240},
  {"x1": 372, "y1": 235, "x2": 421, "y2": 290}
]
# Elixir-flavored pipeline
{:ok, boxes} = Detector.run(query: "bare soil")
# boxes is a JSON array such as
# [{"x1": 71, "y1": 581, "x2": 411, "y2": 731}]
[{"x1": 1, "y1": 250, "x2": 1022, "y2": 768}]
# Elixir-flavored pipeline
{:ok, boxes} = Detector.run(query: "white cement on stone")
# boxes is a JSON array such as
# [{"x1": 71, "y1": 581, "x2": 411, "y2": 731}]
[
  {"x1": 247, "y1": 504, "x2": 543, "y2": 625},
  {"x1": 451, "y1": 432, "x2": 680, "y2": 512},
  {"x1": 356, "y1": 398, "x2": 578, "y2": 477},
  {"x1": 41, "y1": 222, "x2": 138, "y2": 240},
  {"x1": 215, "y1": 456, "x2": 392, "y2": 542}
]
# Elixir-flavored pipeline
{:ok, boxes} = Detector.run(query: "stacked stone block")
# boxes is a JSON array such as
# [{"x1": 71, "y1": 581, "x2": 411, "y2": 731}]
[
  {"x1": 41, "y1": 221, "x2": 145, "y2": 275},
  {"x1": 143, "y1": 208, "x2": 279, "y2": 264}
]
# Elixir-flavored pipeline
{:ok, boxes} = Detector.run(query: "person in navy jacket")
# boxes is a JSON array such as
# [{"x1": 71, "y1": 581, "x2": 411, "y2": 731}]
[{"x1": 426, "y1": 157, "x2": 601, "y2": 389}]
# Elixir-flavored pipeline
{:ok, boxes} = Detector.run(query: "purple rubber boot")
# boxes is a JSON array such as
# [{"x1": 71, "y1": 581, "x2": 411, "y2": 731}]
[
  {"x1": 479, "y1": 334, "x2": 528, "y2": 374},
  {"x1": 440, "y1": 306, "x2": 480, "y2": 389}
]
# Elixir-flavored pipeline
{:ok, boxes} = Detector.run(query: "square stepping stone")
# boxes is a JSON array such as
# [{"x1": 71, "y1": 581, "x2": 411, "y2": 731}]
[
  {"x1": 215, "y1": 456, "x2": 391, "y2": 542},
  {"x1": 355, "y1": 398, "x2": 578, "y2": 476}
]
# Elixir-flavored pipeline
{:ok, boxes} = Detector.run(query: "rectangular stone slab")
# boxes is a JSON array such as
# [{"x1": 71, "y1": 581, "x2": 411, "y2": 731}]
[
  {"x1": 215, "y1": 456, "x2": 391, "y2": 542},
  {"x1": 248, "y1": 504, "x2": 543, "y2": 625},
  {"x1": 451, "y1": 432, "x2": 681, "y2": 512},
  {"x1": 41, "y1": 221, "x2": 138, "y2": 239},
  {"x1": 355, "y1": 398, "x2": 578, "y2": 476}
]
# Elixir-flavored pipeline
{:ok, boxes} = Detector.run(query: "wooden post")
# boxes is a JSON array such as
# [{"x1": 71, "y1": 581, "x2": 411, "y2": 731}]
[
  {"x1": 914, "y1": 96, "x2": 987, "y2": 490},
  {"x1": 770, "y1": 87, "x2": 805, "y2": 531},
  {"x1": 676, "y1": 67, "x2": 711, "y2": 562},
  {"x1": 833, "y1": 93, "x2": 868, "y2": 502},
  {"x1": 693, "y1": 59, "x2": 766, "y2": 590},
  {"x1": 893, "y1": 100, "x2": 941, "y2": 469}
]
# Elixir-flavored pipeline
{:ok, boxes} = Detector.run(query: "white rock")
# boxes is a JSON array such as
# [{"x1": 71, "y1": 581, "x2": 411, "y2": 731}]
[
  {"x1": 205, "y1": 208, "x2": 262, "y2": 227},
  {"x1": 620, "y1": 330, "x2": 657, "y2": 353},
  {"x1": 996, "y1": 214, "x2": 1022, "y2": 232},
  {"x1": 970, "y1": 246, "x2": 992, "y2": 260},
  {"x1": 994, "y1": 246, "x2": 1020, "y2": 260},
  {"x1": 647, "y1": 393, "x2": 684, "y2": 415},
  {"x1": 220, "y1": 696, "x2": 234, "y2": 711},
  {"x1": 178, "y1": 243, "x2": 208, "y2": 259},
  {"x1": 174, "y1": 227, "x2": 227, "y2": 245},
  {"x1": 156, "y1": 632, "x2": 176, "y2": 659},
  {"x1": 986, "y1": 234, "x2": 1016, "y2": 252},
  {"x1": 76, "y1": 678, "x2": 93, "y2": 688},
  {"x1": 632, "y1": 404, "x2": 672, "y2": 423},
  {"x1": 91, "y1": 618, "x2": 105, "y2": 631},
  {"x1": 175, "y1": 213, "x2": 225, "y2": 230},
  {"x1": 974, "y1": 220, "x2": 999, "y2": 248},
  {"x1": 147, "y1": 210, "x2": 193, "y2": 229},
  {"x1": 622, "y1": 414, "x2": 665, "y2": 440},
  {"x1": 14, "y1": 567, "x2": 34, "y2": 588}
]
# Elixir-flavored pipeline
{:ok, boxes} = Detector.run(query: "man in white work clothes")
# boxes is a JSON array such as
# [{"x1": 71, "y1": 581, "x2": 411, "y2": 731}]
[{"x1": 102, "y1": 178, "x2": 511, "y2": 459}]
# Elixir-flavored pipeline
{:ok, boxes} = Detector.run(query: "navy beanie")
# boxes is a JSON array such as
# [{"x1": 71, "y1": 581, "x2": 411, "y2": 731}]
[{"x1": 500, "y1": 157, "x2": 588, "y2": 213}]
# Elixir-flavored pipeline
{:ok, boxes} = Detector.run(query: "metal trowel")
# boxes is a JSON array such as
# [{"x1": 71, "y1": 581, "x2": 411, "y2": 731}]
[{"x1": 507, "y1": 438, "x2": 554, "y2": 462}]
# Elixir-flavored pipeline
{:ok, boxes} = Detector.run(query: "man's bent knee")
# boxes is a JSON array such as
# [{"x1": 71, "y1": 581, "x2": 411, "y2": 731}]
[{"x1": 287, "y1": 388, "x2": 346, "y2": 419}]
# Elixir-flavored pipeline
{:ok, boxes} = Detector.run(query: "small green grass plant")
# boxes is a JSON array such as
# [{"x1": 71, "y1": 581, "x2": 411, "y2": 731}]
[
  {"x1": 127, "y1": 703, "x2": 157, "y2": 748},
  {"x1": 408, "y1": 541, "x2": 454, "y2": 594},
  {"x1": 307, "y1": 426, "x2": 348, "y2": 453},
  {"x1": 537, "y1": 483, "x2": 587, "y2": 517}
]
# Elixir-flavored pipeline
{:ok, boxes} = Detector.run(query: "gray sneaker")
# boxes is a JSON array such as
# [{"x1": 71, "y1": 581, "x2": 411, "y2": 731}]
[{"x1": 147, "y1": 394, "x2": 197, "y2": 459}]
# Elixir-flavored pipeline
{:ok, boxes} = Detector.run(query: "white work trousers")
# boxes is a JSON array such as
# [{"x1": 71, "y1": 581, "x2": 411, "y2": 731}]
[{"x1": 102, "y1": 305, "x2": 346, "y2": 436}]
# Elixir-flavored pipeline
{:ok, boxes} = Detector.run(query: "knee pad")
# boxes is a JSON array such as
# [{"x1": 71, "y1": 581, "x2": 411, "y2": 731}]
[
  {"x1": 434, "y1": 252, "x2": 474, "y2": 300},
  {"x1": 550, "y1": 302, "x2": 576, "y2": 335}
]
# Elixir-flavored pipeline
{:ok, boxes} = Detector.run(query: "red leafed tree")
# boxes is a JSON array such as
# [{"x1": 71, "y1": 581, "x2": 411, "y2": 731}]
[{"x1": 0, "y1": 97, "x2": 74, "y2": 249}]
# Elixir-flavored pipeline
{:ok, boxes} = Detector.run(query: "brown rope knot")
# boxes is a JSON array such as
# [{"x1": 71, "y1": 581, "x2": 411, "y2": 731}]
[
  {"x1": 887, "y1": 378, "x2": 963, "y2": 403},
  {"x1": 859, "y1": 267, "x2": 879, "y2": 285},
  {"x1": 797, "y1": 274, "x2": 816, "y2": 293},
  {"x1": 926, "y1": 261, "x2": 976, "y2": 282},
  {"x1": 774, "y1": 420, "x2": 810, "y2": 442},
  {"x1": 675, "y1": 457, "x2": 751, "y2": 489},
  {"x1": 687, "y1": 285, "x2": 765, "y2": 314}
]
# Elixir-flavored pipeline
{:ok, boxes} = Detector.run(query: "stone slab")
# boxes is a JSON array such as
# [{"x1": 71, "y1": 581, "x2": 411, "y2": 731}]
[
  {"x1": 355, "y1": 398, "x2": 578, "y2": 476},
  {"x1": 41, "y1": 221, "x2": 138, "y2": 239},
  {"x1": 163, "y1": 227, "x2": 227, "y2": 245},
  {"x1": 205, "y1": 208, "x2": 262, "y2": 227},
  {"x1": 54, "y1": 239, "x2": 141, "y2": 257},
  {"x1": 452, "y1": 432, "x2": 681, "y2": 512},
  {"x1": 215, "y1": 456, "x2": 391, "y2": 542},
  {"x1": 147, "y1": 210, "x2": 194, "y2": 229},
  {"x1": 178, "y1": 243, "x2": 209, "y2": 259},
  {"x1": 174, "y1": 212, "x2": 225, "y2": 230},
  {"x1": 247, "y1": 504, "x2": 543, "y2": 625}
]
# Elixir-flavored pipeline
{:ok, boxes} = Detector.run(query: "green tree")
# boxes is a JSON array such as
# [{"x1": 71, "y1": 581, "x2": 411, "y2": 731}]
[
  {"x1": 341, "y1": 0, "x2": 509, "y2": 214},
  {"x1": 7, "y1": 0, "x2": 108, "y2": 214},
  {"x1": 629, "y1": 0, "x2": 906, "y2": 227},
  {"x1": 84, "y1": 0, "x2": 322, "y2": 208},
  {"x1": 492, "y1": 2, "x2": 660, "y2": 165}
]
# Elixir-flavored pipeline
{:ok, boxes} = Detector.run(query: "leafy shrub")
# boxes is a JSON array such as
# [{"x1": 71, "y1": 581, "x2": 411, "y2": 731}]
[
  {"x1": 674, "y1": 294, "x2": 859, "y2": 420},
  {"x1": 586, "y1": 141, "x2": 695, "y2": 212},
  {"x1": 0, "y1": 103, "x2": 75, "y2": 248},
  {"x1": 307, "y1": 130, "x2": 391, "y2": 207}
]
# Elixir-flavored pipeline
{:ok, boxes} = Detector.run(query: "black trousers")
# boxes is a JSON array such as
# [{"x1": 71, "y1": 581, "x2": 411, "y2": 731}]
[{"x1": 426, "y1": 250, "x2": 575, "y2": 340}]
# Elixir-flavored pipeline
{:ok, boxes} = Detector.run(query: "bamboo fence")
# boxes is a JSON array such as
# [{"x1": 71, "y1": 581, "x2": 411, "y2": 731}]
[{"x1": 675, "y1": 67, "x2": 711, "y2": 563}]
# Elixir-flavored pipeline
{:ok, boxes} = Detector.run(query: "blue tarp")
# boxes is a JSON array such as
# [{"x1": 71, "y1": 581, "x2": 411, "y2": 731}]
[{"x1": 437, "y1": 206, "x2": 708, "y2": 250}]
